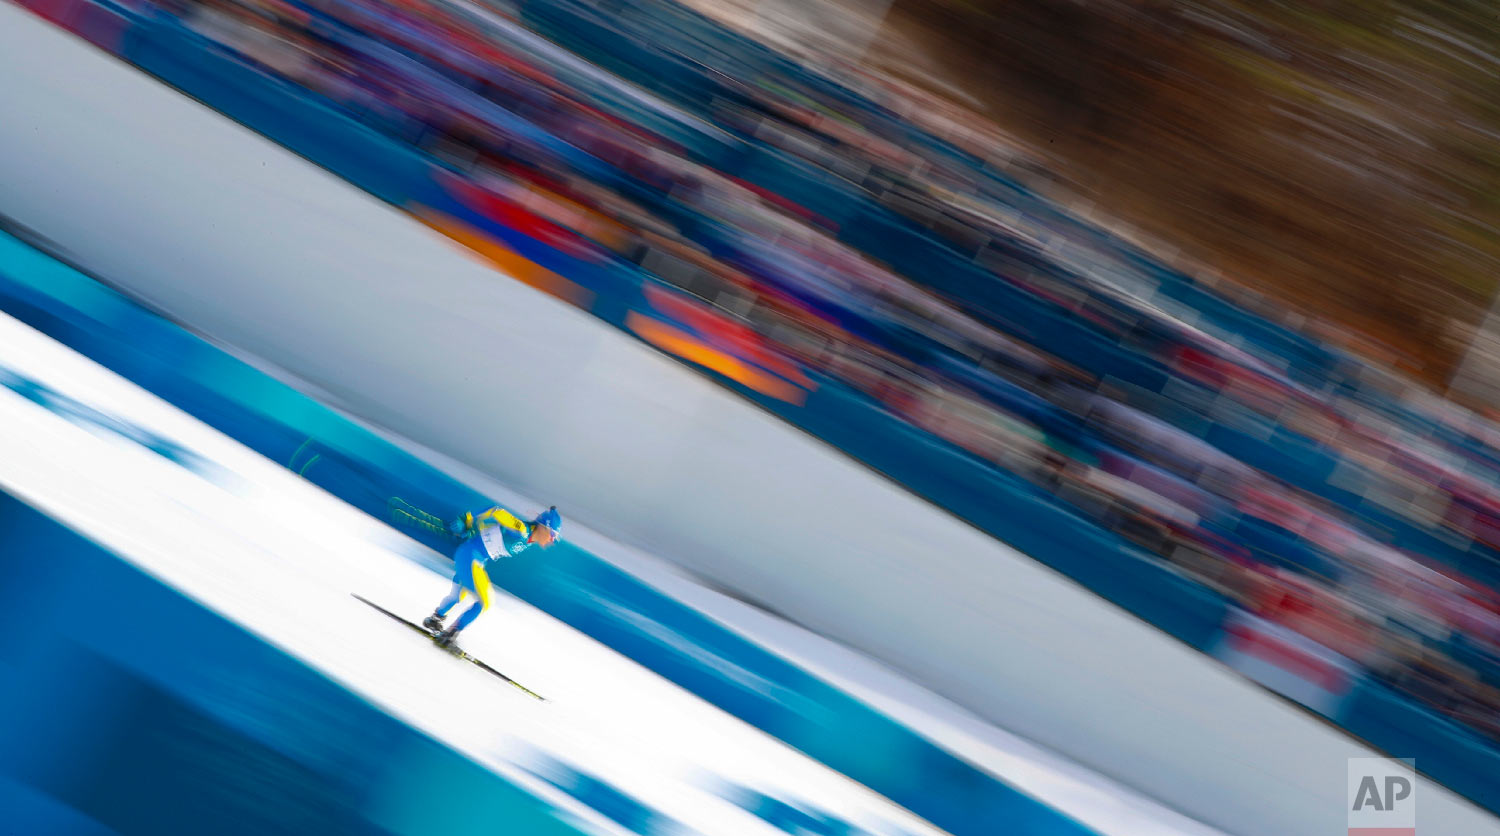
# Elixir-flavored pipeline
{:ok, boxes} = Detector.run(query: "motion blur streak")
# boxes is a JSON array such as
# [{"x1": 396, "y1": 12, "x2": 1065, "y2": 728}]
[{"x1": 5, "y1": 0, "x2": 1500, "y2": 833}]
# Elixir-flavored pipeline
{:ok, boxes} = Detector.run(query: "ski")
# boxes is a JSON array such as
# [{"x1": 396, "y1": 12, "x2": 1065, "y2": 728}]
[{"x1": 351, "y1": 593, "x2": 546, "y2": 701}]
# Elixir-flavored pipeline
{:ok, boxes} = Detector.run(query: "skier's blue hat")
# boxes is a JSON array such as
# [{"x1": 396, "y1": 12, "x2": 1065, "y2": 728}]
[{"x1": 533, "y1": 506, "x2": 562, "y2": 536}]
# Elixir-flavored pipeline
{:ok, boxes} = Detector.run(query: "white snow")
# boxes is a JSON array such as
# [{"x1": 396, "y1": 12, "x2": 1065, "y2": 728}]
[{"x1": 0, "y1": 309, "x2": 955, "y2": 836}]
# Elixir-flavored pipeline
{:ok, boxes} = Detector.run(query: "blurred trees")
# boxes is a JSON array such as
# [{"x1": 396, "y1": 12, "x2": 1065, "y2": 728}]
[{"x1": 879, "y1": 0, "x2": 1500, "y2": 392}]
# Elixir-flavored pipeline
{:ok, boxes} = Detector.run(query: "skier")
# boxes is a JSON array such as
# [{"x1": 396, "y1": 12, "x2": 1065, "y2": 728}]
[{"x1": 423, "y1": 504, "x2": 562, "y2": 648}]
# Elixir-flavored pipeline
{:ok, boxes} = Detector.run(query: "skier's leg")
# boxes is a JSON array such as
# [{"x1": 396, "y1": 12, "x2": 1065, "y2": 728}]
[
  {"x1": 450, "y1": 560, "x2": 492, "y2": 633},
  {"x1": 424, "y1": 581, "x2": 463, "y2": 630},
  {"x1": 436, "y1": 539, "x2": 492, "y2": 646},
  {"x1": 431, "y1": 538, "x2": 485, "y2": 618},
  {"x1": 433, "y1": 582, "x2": 463, "y2": 617}
]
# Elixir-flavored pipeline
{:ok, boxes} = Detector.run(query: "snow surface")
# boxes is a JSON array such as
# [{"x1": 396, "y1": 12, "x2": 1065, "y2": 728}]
[{"x1": 0, "y1": 309, "x2": 959, "y2": 836}]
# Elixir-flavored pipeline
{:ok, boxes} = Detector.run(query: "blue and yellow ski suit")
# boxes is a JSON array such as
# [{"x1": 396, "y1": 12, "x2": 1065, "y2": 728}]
[{"x1": 433, "y1": 507, "x2": 539, "y2": 634}]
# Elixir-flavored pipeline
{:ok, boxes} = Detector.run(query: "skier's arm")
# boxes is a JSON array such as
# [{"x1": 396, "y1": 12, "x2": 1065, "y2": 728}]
[
  {"x1": 448, "y1": 510, "x2": 477, "y2": 538},
  {"x1": 449, "y1": 506, "x2": 527, "y2": 538},
  {"x1": 474, "y1": 506, "x2": 527, "y2": 533}
]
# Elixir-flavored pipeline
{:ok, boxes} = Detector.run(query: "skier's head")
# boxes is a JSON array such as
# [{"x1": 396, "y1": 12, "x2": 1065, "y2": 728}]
[{"x1": 529, "y1": 506, "x2": 562, "y2": 547}]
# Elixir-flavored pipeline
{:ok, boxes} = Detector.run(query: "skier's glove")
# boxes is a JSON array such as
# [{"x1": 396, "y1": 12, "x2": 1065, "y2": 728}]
[{"x1": 448, "y1": 512, "x2": 474, "y2": 538}]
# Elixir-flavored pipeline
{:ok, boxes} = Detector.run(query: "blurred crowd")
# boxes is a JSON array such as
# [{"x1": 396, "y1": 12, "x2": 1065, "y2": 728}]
[{"x1": 128, "y1": 0, "x2": 1500, "y2": 743}]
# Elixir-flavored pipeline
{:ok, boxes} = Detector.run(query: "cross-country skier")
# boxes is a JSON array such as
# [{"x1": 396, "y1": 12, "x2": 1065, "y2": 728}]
[{"x1": 423, "y1": 504, "x2": 562, "y2": 648}]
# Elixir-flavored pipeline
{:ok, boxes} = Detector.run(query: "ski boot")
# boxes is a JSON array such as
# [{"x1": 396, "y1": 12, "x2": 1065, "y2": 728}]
[
  {"x1": 422, "y1": 613, "x2": 445, "y2": 632},
  {"x1": 434, "y1": 627, "x2": 459, "y2": 649}
]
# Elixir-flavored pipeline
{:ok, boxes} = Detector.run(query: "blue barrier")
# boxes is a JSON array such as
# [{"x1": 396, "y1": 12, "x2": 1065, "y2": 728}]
[
  {"x1": 1343, "y1": 677, "x2": 1500, "y2": 815},
  {"x1": 0, "y1": 491, "x2": 590, "y2": 836}
]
